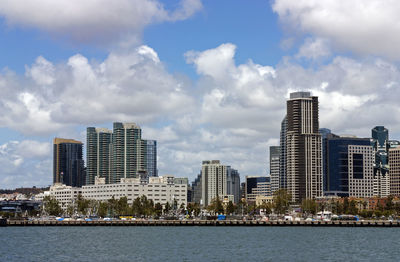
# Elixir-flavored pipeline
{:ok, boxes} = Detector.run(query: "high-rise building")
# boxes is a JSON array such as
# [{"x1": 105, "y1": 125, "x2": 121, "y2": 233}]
[
  {"x1": 245, "y1": 176, "x2": 272, "y2": 203},
  {"x1": 286, "y1": 91, "x2": 322, "y2": 202},
  {"x1": 144, "y1": 140, "x2": 157, "y2": 177},
  {"x1": 191, "y1": 173, "x2": 202, "y2": 204},
  {"x1": 227, "y1": 168, "x2": 240, "y2": 204},
  {"x1": 112, "y1": 122, "x2": 143, "y2": 183},
  {"x1": 325, "y1": 136, "x2": 371, "y2": 197},
  {"x1": 53, "y1": 138, "x2": 85, "y2": 187},
  {"x1": 86, "y1": 127, "x2": 113, "y2": 185},
  {"x1": 269, "y1": 146, "x2": 280, "y2": 194},
  {"x1": 319, "y1": 128, "x2": 335, "y2": 192},
  {"x1": 279, "y1": 116, "x2": 287, "y2": 189},
  {"x1": 200, "y1": 160, "x2": 240, "y2": 206},
  {"x1": 389, "y1": 145, "x2": 400, "y2": 196},
  {"x1": 201, "y1": 160, "x2": 227, "y2": 206},
  {"x1": 348, "y1": 145, "x2": 375, "y2": 198},
  {"x1": 371, "y1": 126, "x2": 390, "y2": 197},
  {"x1": 86, "y1": 122, "x2": 157, "y2": 185}
]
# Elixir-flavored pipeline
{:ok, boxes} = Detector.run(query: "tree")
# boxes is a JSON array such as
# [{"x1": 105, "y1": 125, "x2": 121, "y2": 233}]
[
  {"x1": 140, "y1": 196, "x2": 154, "y2": 217},
  {"x1": 164, "y1": 202, "x2": 171, "y2": 214},
  {"x1": 349, "y1": 200, "x2": 358, "y2": 215},
  {"x1": 386, "y1": 195, "x2": 394, "y2": 211},
  {"x1": 132, "y1": 197, "x2": 143, "y2": 216},
  {"x1": 43, "y1": 196, "x2": 62, "y2": 216},
  {"x1": 66, "y1": 204, "x2": 75, "y2": 217},
  {"x1": 154, "y1": 203, "x2": 163, "y2": 217},
  {"x1": 226, "y1": 201, "x2": 235, "y2": 215},
  {"x1": 207, "y1": 197, "x2": 224, "y2": 215},
  {"x1": 257, "y1": 202, "x2": 272, "y2": 216},
  {"x1": 117, "y1": 197, "x2": 130, "y2": 216},
  {"x1": 301, "y1": 199, "x2": 317, "y2": 216},
  {"x1": 343, "y1": 198, "x2": 349, "y2": 214},
  {"x1": 273, "y1": 189, "x2": 291, "y2": 215},
  {"x1": 237, "y1": 199, "x2": 248, "y2": 216},
  {"x1": 97, "y1": 201, "x2": 108, "y2": 218},
  {"x1": 77, "y1": 194, "x2": 90, "y2": 215},
  {"x1": 108, "y1": 196, "x2": 118, "y2": 217}
]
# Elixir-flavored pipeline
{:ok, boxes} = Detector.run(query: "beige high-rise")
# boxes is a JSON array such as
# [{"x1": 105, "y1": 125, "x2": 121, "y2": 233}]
[
  {"x1": 389, "y1": 146, "x2": 400, "y2": 196},
  {"x1": 286, "y1": 92, "x2": 322, "y2": 202}
]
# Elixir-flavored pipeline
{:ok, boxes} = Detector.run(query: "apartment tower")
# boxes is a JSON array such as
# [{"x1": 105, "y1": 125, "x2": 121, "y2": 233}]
[
  {"x1": 286, "y1": 91, "x2": 322, "y2": 202},
  {"x1": 270, "y1": 146, "x2": 280, "y2": 194},
  {"x1": 112, "y1": 122, "x2": 144, "y2": 183},
  {"x1": 86, "y1": 127, "x2": 113, "y2": 185}
]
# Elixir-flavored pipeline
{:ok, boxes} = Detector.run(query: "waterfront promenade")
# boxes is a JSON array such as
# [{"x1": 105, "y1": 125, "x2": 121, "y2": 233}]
[{"x1": 4, "y1": 219, "x2": 400, "y2": 227}]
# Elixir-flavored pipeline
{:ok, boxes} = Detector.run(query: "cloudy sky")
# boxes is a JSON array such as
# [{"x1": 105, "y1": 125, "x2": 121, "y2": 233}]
[{"x1": 1, "y1": 0, "x2": 400, "y2": 189}]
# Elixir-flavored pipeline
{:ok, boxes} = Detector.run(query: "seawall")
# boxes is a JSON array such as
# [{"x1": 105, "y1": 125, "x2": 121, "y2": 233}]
[{"x1": 4, "y1": 220, "x2": 400, "y2": 227}]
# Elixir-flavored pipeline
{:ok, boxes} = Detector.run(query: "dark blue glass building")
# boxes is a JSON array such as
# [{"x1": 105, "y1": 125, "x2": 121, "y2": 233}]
[
  {"x1": 326, "y1": 137, "x2": 371, "y2": 197},
  {"x1": 53, "y1": 138, "x2": 85, "y2": 187}
]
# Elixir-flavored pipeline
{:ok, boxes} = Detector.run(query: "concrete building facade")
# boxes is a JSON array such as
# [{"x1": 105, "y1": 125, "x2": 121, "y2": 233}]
[
  {"x1": 200, "y1": 160, "x2": 240, "y2": 206},
  {"x1": 286, "y1": 92, "x2": 322, "y2": 202},
  {"x1": 269, "y1": 146, "x2": 280, "y2": 194},
  {"x1": 389, "y1": 146, "x2": 400, "y2": 196},
  {"x1": 83, "y1": 175, "x2": 187, "y2": 207},
  {"x1": 42, "y1": 184, "x2": 82, "y2": 211},
  {"x1": 279, "y1": 116, "x2": 287, "y2": 189},
  {"x1": 348, "y1": 145, "x2": 375, "y2": 198},
  {"x1": 245, "y1": 176, "x2": 272, "y2": 203}
]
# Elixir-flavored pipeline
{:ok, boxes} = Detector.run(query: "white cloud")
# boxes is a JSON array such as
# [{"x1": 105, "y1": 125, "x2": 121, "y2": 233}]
[
  {"x1": 273, "y1": 0, "x2": 400, "y2": 60},
  {"x1": 0, "y1": 0, "x2": 202, "y2": 45},
  {"x1": 296, "y1": 37, "x2": 331, "y2": 60},
  {"x1": 0, "y1": 140, "x2": 51, "y2": 188},
  {"x1": 0, "y1": 45, "x2": 194, "y2": 135},
  {"x1": 2, "y1": 43, "x2": 400, "y2": 188}
]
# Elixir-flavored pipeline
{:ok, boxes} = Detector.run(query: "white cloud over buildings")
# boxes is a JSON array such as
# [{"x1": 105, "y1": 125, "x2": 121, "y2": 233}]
[
  {"x1": 0, "y1": 1, "x2": 400, "y2": 188},
  {"x1": 273, "y1": 0, "x2": 400, "y2": 60},
  {"x1": 0, "y1": 0, "x2": 202, "y2": 46}
]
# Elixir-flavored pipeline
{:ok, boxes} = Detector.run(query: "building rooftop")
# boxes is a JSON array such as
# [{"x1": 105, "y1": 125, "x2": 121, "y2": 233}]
[
  {"x1": 53, "y1": 138, "x2": 83, "y2": 144},
  {"x1": 289, "y1": 91, "x2": 311, "y2": 99}
]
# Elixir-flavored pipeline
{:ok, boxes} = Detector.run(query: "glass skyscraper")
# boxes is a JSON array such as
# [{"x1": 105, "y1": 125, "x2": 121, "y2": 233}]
[
  {"x1": 53, "y1": 138, "x2": 85, "y2": 187},
  {"x1": 326, "y1": 136, "x2": 371, "y2": 197}
]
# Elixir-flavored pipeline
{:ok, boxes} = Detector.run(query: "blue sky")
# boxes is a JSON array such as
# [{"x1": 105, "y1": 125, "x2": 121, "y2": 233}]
[{"x1": 1, "y1": 0, "x2": 400, "y2": 188}]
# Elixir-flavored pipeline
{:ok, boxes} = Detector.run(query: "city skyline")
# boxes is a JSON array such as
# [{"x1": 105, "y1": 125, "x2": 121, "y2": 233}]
[{"x1": 1, "y1": 1, "x2": 400, "y2": 189}]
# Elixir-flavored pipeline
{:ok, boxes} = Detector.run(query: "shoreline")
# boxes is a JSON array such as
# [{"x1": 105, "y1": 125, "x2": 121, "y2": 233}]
[{"x1": 3, "y1": 219, "x2": 400, "y2": 227}]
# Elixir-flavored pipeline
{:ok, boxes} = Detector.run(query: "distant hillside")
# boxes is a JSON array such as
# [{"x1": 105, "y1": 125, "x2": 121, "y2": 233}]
[{"x1": 0, "y1": 187, "x2": 49, "y2": 195}]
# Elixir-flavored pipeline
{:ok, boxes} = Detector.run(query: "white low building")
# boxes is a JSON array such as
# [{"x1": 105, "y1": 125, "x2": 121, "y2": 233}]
[
  {"x1": 39, "y1": 183, "x2": 82, "y2": 211},
  {"x1": 82, "y1": 175, "x2": 187, "y2": 207}
]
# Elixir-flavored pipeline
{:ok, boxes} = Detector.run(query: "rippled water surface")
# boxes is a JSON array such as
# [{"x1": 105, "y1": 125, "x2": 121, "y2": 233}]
[{"x1": 1, "y1": 226, "x2": 400, "y2": 261}]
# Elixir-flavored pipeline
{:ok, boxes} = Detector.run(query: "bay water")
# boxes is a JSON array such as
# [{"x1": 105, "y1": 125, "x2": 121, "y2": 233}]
[{"x1": 1, "y1": 227, "x2": 399, "y2": 261}]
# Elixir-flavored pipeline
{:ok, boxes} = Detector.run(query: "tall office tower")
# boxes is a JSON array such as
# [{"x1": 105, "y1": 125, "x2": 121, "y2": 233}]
[
  {"x1": 53, "y1": 138, "x2": 85, "y2": 187},
  {"x1": 326, "y1": 136, "x2": 371, "y2": 197},
  {"x1": 201, "y1": 160, "x2": 239, "y2": 206},
  {"x1": 279, "y1": 116, "x2": 287, "y2": 189},
  {"x1": 286, "y1": 91, "x2": 322, "y2": 202},
  {"x1": 389, "y1": 145, "x2": 400, "y2": 196},
  {"x1": 348, "y1": 145, "x2": 375, "y2": 198},
  {"x1": 111, "y1": 122, "x2": 146, "y2": 183},
  {"x1": 226, "y1": 168, "x2": 241, "y2": 204},
  {"x1": 191, "y1": 173, "x2": 202, "y2": 204},
  {"x1": 86, "y1": 127, "x2": 113, "y2": 185},
  {"x1": 371, "y1": 126, "x2": 390, "y2": 197},
  {"x1": 144, "y1": 140, "x2": 157, "y2": 177},
  {"x1": 269, "y1": 146, "x2": 280, "y2": 194},
  {"x1": 319, "y1": 128, "x2": 337, "y2": 192},
  {"x1": 245, "y1": 176, "x2": 272, "y2": 203}
]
